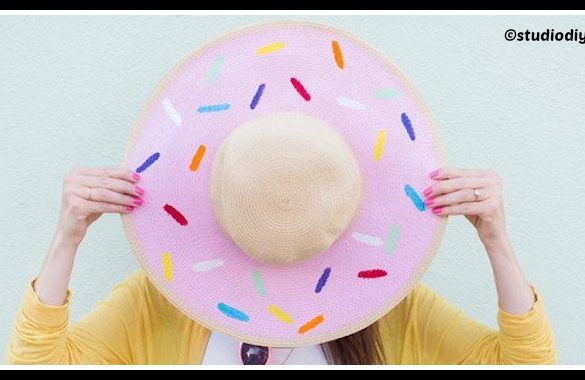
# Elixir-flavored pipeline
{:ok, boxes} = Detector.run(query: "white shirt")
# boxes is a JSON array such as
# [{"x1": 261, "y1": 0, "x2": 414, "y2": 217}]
[{"x1": 201, "y1": 331, "x2": 329, "y2": 365}]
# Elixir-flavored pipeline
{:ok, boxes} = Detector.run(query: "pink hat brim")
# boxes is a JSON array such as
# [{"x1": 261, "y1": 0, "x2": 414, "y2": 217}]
[{"x1": 122, "y1": 21, "x2": 447, "y2": 347}]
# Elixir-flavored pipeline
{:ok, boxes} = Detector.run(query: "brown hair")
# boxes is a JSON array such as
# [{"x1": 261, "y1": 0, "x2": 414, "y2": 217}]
[{"x1": 322, "y1": 321, "x2": 384, "y2": 365}]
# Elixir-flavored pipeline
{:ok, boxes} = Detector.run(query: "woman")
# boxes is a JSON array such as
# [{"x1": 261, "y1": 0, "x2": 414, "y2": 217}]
[{"x1": 5, "y1": 165, "x2": 556, "y2": 365}]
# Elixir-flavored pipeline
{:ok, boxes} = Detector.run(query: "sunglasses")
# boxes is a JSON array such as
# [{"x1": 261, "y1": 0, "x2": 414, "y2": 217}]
[{"x1": 239, "y1": 342, "x2": 273, "y2": 365}]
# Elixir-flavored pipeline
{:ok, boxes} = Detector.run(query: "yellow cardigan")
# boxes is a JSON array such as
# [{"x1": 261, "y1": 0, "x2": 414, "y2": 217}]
[{"x1": 5, "y1": 271, "x2": 556, "y2": 365}]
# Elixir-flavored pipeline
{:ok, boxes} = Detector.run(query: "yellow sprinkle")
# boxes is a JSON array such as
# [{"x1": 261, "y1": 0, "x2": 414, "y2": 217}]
[
  {"x1": 162, "y1": 252, "x2": 173, "y2": 282},
  {"x1": 256, "y1": 42, "x2": 286, "y2": 56},
  {"x1": 373, "y1": 129, "x2": 386, "y2": 162},
  {"x1": 268, "y1": 305, "x2": 293, "y2": 324}
]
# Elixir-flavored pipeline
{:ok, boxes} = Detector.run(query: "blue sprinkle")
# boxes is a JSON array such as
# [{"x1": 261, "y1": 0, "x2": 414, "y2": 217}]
[
  {"x1": 136, "y1": 152, "x2": 160, "y2": 173},
  {"x1": 197, "y1": 103, "x2": 231, "y2": 113},
  {"x1": 404, "y1": 185, "x2": 426, "y2": 212},
  {"x1": 401, "y1": 112, "x2": 416, "y2": 141},
  {"x1": 315, "y1": 267, "x2": 332, "y2": 294},
  {"x1": 250, "y1": 83, "x2": 266, "y2": 110},
  {"x1": 217, "y1": 303, "x2": 250, "y2": 322}
]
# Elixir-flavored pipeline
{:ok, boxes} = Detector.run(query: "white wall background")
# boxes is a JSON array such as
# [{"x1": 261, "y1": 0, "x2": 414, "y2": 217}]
[{"x1": 1, "y1": 15, "x2": 584, "y2": 364}]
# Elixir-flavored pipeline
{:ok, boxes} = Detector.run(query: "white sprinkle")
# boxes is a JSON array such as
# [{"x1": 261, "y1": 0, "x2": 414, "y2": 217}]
[
  {"x1": 192, "y1": 259, "x2": 224, "y2": 272},
  {"x1": 352, "y1": 232, "x2": 383, "y2": 247},
  {"x1": 336, "y1": 97, "x2": 367, "y2": 110},
  {"x1": 163, "y1": 98, "x2": 182, "y2": 126}
]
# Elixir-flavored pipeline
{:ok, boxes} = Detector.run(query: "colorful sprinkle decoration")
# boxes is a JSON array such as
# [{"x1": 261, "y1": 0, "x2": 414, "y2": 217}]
[
  {"x1": 136, "y1": 152, "x2": 160, "y2": 174},
  {"x1": 163, "y1": 204, "x2": 189, "y2": 226},
  {"x1": 162, "y1": 98, "x2": 182, "y2": 126},
  {"x1": 315, "y1": 268, "x2": 332, "y2": 294},
  {"x1": 218, "y1": 303, "x2": 250, "y2": 322},
  {"x1": 358, "y1": 269, "x2": 388, "y2": 279},
  {"x1": 332, "y1": 40, "x2": 345, "y2": 69},
  {"x1": 404, "y1": 185, "x2": 426, "y2": 212},
  {"x1": 189, "y1": 145, "x2": 206, "y2": 172},
  {"x1": 162, "y1": 252, "x2": 173, "y2": 282},
  {"x1": 373, "y1": 89, "x2": 401, "y2": 100},
  {"x1": 253, "y1": 270, "x2": 266, "y2": 297},
  {"x1": 352, "y1": 232, "x2": 384, "y2": 247},
  {"x1": 250, "y1": 83, "x2": 266, "y2": 110},
  {"x1": 207, "y1": 54, "x2": 224, "y2": 83},
  {"x1": 336, "y1": 97, "x2": 367, "y2": 110},
  {"x1": 268, "y1": 305, "x2": 293, "y2": 324},
  {"x1": 256, "y1": 42, "x2": 286, "y2": 56},
  {"x1": 299, "y1": 315, "x2": 324, "y2": 335},
  {"x1": 192, "y1": 259, "x2": 224, "y2": 272},
  {"x1": 290, "y1": 77, "x2": 311, "y2": 102},
  {"x1": 401, "y1": 112, "x2": 416, "y2": 141},
  {"x1": 385, "y1": 225, "x2": 400, "y2": 256},
  {"x1": 373, "y1": 129, "x2": 386, "y2": 162},
  {"x1": 197, "y1": 103, "x2": 231, "y2": 113}
]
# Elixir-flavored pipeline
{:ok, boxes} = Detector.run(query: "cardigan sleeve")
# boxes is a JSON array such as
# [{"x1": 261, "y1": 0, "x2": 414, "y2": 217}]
[
  {"x1": 398, "y1": 284, "x2": 557, "y2": 365},
  {"x1": 4, "y1": 272, "x2": 149, "y2": 365}
]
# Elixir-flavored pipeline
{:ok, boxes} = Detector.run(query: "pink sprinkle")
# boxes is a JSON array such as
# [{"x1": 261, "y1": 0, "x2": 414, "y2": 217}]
[
  {"x1": 290, "y1": 77, "x2": 311, "y2": 102},
  {"x1": 358, "y1": 269, "x2": 388, "y2": 279}
]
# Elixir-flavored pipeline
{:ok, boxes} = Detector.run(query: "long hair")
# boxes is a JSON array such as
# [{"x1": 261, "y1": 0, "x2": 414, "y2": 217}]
[{"x1": 322, "y1": 321, "x2": 384, "y2": 365}]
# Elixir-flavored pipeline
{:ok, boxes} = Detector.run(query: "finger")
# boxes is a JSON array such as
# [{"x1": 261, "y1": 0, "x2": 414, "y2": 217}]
[
  {"x1": 77, "y1": 176, "x2": 143, "y2": 197},
  {"x1": 425, "y1": 187, "x2": 488, "y2": 208},
  {"x1": 424, "y1": 177, "x2": 492, "y2": 198},
  {"x1": 74, "y1": 167, "x2": 140, "y2": 183},
  {"x1": 431, "y1": 201, "x2": 487, "y2": 217},
  {"x1": 70, "y1": 185, "x2": 141, "y2": 207},
  {"x1": 431, "y1": 167, "x2": 493, "y2": 180},
  {"x1": 82, "y1": 199, "x2": 135, "y2": 214}
]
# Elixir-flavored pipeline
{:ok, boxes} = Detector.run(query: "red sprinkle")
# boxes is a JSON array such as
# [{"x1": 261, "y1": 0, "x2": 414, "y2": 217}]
[
  {"x1": 358, "y1": 269, "x2": 388, "y2": 279},
  {"x1": 163, "y1": 204, "x2": 188, "y2": 226},
  {"x1": 290, "y1": 77, "x2": 311, "y2": 102}
]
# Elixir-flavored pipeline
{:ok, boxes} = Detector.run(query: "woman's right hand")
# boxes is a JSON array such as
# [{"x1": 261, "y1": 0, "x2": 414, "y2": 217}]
[{"x1": 56, "y1": 167, "x2": 144, "y2": 247}]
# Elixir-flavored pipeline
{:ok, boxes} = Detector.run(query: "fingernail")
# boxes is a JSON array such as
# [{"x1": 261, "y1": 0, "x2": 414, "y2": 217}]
[
  {"x1": 424, "y1": 198, "x2": 434, "y2": 207},
  {"x1": 126, "y1": 206, "x2": 135, "y2": 211},
  {"x1": 132, "y1": 173, "x2": 141, "y2": 181},
  {"x1": 423, "y1": 186, "x2": 433, "y2": 197},
  {"x1": 135, "y1": 186, "x2": 145, "y2": 196},
  {"x1": 430, "y1": 170, "x2": 439, "y2": 179},
  {"x1": 133, "y1": 198, "x2": 144, "y2": 206},
  {"x1": 432, "y1": 207, "x2": 442, "y2": 215}
]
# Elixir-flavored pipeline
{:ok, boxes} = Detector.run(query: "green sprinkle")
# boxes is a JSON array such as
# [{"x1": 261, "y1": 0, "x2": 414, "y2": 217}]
[
  {"x1": 253, "y1": 270, "x2": 266, "y2": 297},
  {"x1": 207, "y1": 54, "x2": 224, "y2": 83},
  {"x1": 385, "y1": 225, "x2": 400, "y2": 256},
  {"x1": 373, "y1": 89, "x2": 401, "y2": 100}
]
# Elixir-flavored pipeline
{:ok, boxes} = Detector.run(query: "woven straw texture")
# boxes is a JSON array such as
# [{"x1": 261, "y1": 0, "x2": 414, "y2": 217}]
[{"x1": 121, "y1": 21, "x2": 447, "y2": 347}]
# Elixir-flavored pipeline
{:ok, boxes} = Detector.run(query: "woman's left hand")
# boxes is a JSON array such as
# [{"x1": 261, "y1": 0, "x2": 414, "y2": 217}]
[{"x1": 423, "y1": 167, "x2": 508, "y2": 249}]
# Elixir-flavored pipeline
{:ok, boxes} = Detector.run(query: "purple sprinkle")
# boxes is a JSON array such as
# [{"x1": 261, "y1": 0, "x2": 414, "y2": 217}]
[
  {"x1": 250, "y1": 83, "x2": 266, "y2": 110},
  {"x1": 315, "y1": 267, "x2": 332, "y2": 294},
  {"x1": 136, "y1": 152, "x2": 160, "y2": 173},
  {"x1": 401, "y1": 113, "x2": 416, "y2": 141}
]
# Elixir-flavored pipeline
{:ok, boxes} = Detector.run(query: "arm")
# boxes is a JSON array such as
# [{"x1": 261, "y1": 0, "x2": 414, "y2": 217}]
[
  {"x1": 417, "y1": 166, "x2": 556, "y2": 364},
  {"x1": 5, "y1": 167, "x2": 144, "y2": 364}
]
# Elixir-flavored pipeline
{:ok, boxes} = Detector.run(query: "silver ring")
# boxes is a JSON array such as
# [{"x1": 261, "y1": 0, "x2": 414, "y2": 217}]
[{"x1": 473, "y1": 188, "x2": 481, "y2": 201}]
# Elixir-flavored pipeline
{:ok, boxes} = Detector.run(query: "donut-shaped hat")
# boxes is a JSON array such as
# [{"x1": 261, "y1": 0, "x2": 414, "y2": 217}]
[{"x1": 122, "y1": 22, "x2": 447, "y2": 347}]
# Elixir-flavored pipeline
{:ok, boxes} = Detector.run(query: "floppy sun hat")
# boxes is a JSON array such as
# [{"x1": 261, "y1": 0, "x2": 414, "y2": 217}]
[{"x1": 122, "y1": 22, "x2": 447, "y2": 347}]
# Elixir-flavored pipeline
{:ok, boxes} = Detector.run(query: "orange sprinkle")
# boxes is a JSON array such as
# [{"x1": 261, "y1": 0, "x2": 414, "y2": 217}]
[
  {"x1": 298, "y1": 315, "x2": 324, "y2": 335},
  {"x1": 332, "y1": 41, "x2": 344, "y2": 70},
  {"x1": 189, "y1": 145, "x2": 206, "y2": 172}
]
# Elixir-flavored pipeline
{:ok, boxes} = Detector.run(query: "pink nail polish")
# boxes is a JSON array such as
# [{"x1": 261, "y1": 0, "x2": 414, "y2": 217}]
[
  {"x1": 133, "y1": 198, "x2": 144, "y2": 206},
  {"x1": 424, "y1": 198, "x2": 434, "y2": 207},
  {"x1": 132, "y1": 173, "x2": 141, "y2": 181},
  {"x1": 432, "y1": 207, "x2": 442, "y2": 215},
  {"x1": 423, "y1": 186, "x2": 433, "y2": 197},
  {"x1": 430, "y1": 170, "x2": 439, "y2": 179},
  {"x1": 135, "y1": 186, "x2": 145, "y2": 196},
  {"x1": 126, "y1": 206, "x2": 134, "y2": 211}
]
